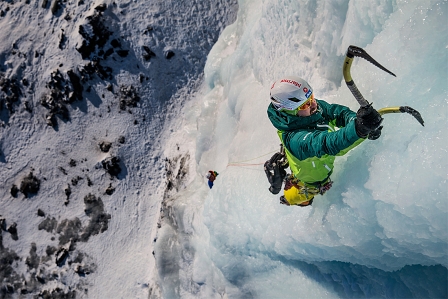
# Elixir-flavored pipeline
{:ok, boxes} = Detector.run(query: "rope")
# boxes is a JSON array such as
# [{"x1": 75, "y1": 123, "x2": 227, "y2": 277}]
[
  {"x1": 226, "y1": 165, "x2": 265, "y2": 172},
  {"x1": 225, "y1": 149, "x2": 278, "y2": 170},
  {"x1": 227, "y1": 149, "x2": 277, "y2": 165},
  {"x1": 227, "y1": 162, "x2": 264, "y2": 166}
]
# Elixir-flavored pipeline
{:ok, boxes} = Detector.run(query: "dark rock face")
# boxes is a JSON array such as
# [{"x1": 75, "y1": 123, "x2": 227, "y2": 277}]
[
  {"x1": 142, "y1": 46, "x2": 156, "y2": 61},
  {"x1": 0, "y1": 233, "x2": 21, "y2": 294},
  {"x1": 116, "y1": 49, "x2": 129, "y2": 57},
  {"x1": 105, "y1": 183, "x2": 115, "y2": 195},
  {"x1": 165, "y1": 50, "x2": 175, "y2": 59},
  {"x1": 40, "y1": 69, "x2": 83, "y2": 127},
  {"x1": 79, "y1": 59, "x2": 113, "y2": 80},
  {"x1": 99, "y1": 141, "x2": 112, "y2": 153},
  {"x1": 0, "y1": 217, "x2": 5, "y2": 231},
  {"x1": 56, "y1": 218, "x2": 83, "y2": 245},
  {"x1": 41, "y1": 194, "x2": 112, "y2": 245},
  {"x1": 76, "y1": 10, "x2": 112, "y2": 59},
  {"x1": 7, "y1": 223, "x2": 18, "y2": 241},
  {"x1": 164, "y1": 155, "x2": 189, "y2": 194},
  {"x1": 110, "y1": 38, "x2": 121, "y2": 48},
  {"x1": 10, "y1": 185, "x2": 19, "y2": 198},
  {"x1": 81, "y1": 194, "x2": 111, "y2": 241},
  {"x1": 64, "y1": 185, "x2": 72, "y2": 204},
  {"x1": 119, "y1": 85, "x2": 140, "y2": 110},
  {"x1": 51, "y1": 0, "x2": 61, "y2": 14},
  {"x1": 102, "y1": 156, "x2": 122, "y2": 178},
  {"x1": 71, "y1": 176, "x2": 83, "y2": 186},
  {"x1": 45, "y1": 246, "x2": 57, "y2": 256},
  {"x1": 5, "y1": 192, "x2": 110, "y2": 295},
  {"x1": 67, "y1": 70, "x2": 83, "y2": 101},
  {"x1": 19, "y1": 172, "x2": 40, "y2": 198},
  {"x1": 25, "y1": 243, "x2": 40, "y2": 269},
  {"x1": 38, "y1": 217, "x2": 58, "y2": 233},
  {"x1": 69, "y1": 159, "x2": 77, "y2": 167},
  {"x1": 37, "y1": 288, "x2": 76, "y2": 298},
  {"x1": 55, "y1": 247, "x2": 69, "y2": 267},
  {"x1": 0, "y1": 74, "x2": 22, "y2": 116},
  {"x1": 94, "y1": 3, "x2": 107, "y2": 12}
]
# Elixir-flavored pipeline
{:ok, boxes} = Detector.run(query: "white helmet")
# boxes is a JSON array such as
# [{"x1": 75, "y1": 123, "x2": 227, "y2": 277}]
[{"x1": 270, "y1": 76, "x2": 313, "y2": 111}]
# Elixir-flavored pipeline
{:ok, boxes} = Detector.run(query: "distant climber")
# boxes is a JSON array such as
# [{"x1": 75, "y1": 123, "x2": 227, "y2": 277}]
[
  {"x1": 265, "y1": 76, "x2": 382, "y2": 207},
  {"x1": 206, "y1": 170, "x2": 219, "y2": 189}
]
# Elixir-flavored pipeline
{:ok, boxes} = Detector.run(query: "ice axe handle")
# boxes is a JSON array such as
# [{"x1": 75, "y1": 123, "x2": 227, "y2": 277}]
[
  {"x1": 343, "y1": 51, "x2": 370, "y2": 107},
  {"x1": 346, "y1": 80, "x2": 370, "y2": 107}
]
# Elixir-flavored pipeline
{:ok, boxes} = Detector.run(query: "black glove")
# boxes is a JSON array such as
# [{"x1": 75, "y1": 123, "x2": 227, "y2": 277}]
[
  {"x1": 368, "y1": 126, "x2": 383, "y2": 140},
  {"x1": 264, "y1": 152, "x2": 287, "y2": 194},
  {"x1": 355, "y1": 104, "x2": 383, "y2": 138}
]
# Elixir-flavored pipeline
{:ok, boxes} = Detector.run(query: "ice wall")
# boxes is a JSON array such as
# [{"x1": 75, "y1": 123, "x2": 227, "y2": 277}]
[{"x1": 158, "y1": 0, "x2": 448, "y2": 297}]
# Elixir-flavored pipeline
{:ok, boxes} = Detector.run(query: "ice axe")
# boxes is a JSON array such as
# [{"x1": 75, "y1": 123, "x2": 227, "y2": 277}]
[{"x1": 342, "y1": 45, "x2": 424, "y2": 134}]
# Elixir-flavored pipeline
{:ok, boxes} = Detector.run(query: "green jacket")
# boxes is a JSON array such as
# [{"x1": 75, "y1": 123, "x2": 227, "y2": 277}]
[{"x1": 267, "y1": 99, "x2": 364, "y2": 184}]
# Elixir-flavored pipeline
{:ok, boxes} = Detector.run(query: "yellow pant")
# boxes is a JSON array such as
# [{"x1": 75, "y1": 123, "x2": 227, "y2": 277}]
[{"x1": 283, "y1": 181, "x2": 315, "y2": 205}]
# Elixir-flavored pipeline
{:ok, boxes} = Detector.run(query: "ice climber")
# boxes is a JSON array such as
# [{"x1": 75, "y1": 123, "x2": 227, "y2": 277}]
[
  {"x1": 264, "y1": 76, "x2": 382, "y2": 207},
  {"x1": 206, "y1": 170, "x2": 219, "y2": 189}
]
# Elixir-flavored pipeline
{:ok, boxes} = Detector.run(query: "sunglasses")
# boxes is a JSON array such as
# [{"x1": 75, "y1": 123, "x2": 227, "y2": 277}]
[{"x1": 298, "y1": 94, "x2": 315, "y2": 110}]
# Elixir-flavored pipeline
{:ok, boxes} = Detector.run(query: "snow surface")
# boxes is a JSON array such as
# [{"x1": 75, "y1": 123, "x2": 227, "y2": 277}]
[
  {"x1": 0, "y1": 0, "x2": 237, "y2": 298},
  {"x1": 0, "y1": 0, "x2": 447, "y2": 298}
]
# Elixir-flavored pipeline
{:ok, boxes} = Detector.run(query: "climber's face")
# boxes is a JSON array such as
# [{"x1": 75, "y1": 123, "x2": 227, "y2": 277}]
[{"x1": 296, "y1": 95, "x2": 317, "y2": 117}]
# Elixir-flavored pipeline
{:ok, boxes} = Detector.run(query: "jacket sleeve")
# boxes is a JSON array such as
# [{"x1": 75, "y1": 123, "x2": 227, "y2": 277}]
[
  {"x1": 319, "y1": 100, "x2": 357, "y2": 127},
  {"x1": 284, "y1": 122, "x2": 361, "y2": 160}
]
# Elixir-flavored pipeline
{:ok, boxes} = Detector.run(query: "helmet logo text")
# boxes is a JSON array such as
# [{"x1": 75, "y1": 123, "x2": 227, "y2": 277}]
[{"x1": 280, "y1": 79, "x2": 301, "y2": 88}]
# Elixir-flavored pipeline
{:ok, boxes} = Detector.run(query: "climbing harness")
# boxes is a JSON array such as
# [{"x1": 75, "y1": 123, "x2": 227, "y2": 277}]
[
  {"x1": 276, "y1": 144, "x2": 289, "y2": 169},
  {"x1": 285, "y1": 174, "x2": 333, "y2": 197},
  {"x1": 279, "y1": 175, "x2": 332, "y2": 207},
  {"x1": 280, "y1": 196, "x2": 314, "y2": 207}
]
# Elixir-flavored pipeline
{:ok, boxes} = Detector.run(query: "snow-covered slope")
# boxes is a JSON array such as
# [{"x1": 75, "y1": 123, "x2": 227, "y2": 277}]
[{"x1": 0, "y1": 0, "x2": 237, "y2": 298}]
